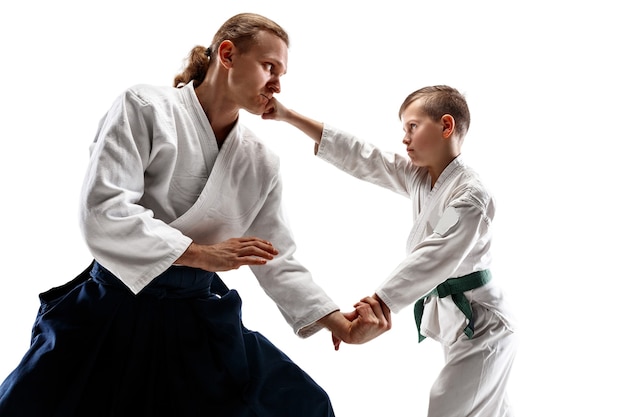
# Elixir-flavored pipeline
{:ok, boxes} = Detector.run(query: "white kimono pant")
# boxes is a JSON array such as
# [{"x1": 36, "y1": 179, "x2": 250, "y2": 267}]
[{"x1": 428, "y1": 305, "x2": 518, "y2": 417}]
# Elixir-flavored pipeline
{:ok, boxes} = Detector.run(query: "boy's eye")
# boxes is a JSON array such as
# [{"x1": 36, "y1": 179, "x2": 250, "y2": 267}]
[{"x1": 264, "y1": 63, "x2": 274, "y2": 72}]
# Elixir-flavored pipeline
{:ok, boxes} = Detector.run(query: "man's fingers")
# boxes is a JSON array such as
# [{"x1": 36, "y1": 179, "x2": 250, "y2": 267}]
[
  {"x1": 241, "y1": 237, "x2": 278, "y2": 253},
  {"x1": 332, "y1": 333, "x2": 341, "y2": 351},
  {"x1": 239, "y1": 246, "x2": 275, "y2": 260},
  {"x1": 233, "y1": 237, "x2": 278, "y2": 260}
]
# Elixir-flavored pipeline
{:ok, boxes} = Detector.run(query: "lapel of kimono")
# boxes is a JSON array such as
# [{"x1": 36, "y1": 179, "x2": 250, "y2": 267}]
[{"x1": 405, "y1": 158, "x2": 462, "y2": 253}]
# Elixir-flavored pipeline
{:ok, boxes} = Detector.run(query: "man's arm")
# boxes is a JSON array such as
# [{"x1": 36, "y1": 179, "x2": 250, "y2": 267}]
[{"x1": 175, "y1": 238, "x2": 278, "y2": 272}]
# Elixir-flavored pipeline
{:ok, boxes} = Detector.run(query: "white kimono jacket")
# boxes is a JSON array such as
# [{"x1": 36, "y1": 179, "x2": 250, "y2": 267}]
[
  {"x1": 317, "y1": 125, "x2": 515, "y2": 345},
  {"x1": 79, "y1": 82, "x2": 339, "y2": 337}
]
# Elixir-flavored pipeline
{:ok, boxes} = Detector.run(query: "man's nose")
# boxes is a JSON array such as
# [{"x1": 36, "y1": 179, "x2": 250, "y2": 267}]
[{"x1": 268, "y1": 78, "x2": 281, "y2": 94}]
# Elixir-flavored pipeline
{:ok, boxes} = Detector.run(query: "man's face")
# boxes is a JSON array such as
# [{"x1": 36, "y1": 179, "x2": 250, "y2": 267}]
[{"x1": 226, "y1": 31, "x2": 288, "y2": 115}]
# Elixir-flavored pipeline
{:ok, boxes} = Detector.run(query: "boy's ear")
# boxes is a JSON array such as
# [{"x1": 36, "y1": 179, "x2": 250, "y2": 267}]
[{"x1": 441, "y1": 114, "x2": 455, "y2": 139}]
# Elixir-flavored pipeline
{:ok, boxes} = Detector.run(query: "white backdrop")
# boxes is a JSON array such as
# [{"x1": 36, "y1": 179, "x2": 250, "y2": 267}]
[{"x1": 1, "y1": 1, "x2": 623, "y2": 415}]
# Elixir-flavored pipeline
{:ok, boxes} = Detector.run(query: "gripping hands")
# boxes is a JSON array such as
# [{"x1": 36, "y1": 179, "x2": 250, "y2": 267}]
[{"x1": 320, "y1": 294, "x2": 392, "y2": 350}]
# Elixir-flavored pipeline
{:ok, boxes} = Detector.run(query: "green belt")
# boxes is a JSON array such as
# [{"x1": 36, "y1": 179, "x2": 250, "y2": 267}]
[{"x1": 413, "y1": 270, "x2": 492, "y2": 343}]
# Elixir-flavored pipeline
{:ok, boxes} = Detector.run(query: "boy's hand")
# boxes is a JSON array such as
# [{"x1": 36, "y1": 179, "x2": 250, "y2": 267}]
[{"x1": 261, "y1": 97, "x2": 287, "y2": 121}]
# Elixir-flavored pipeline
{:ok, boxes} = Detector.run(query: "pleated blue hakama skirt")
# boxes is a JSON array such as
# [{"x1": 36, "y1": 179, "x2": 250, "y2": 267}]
[{"x1": 0, "y1": 262, "x2": 334, "y2": 417}]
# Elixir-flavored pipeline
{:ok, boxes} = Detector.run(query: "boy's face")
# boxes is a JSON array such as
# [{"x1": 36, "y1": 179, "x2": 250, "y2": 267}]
[
  {"x1": 224, "y1": 30, "x2": 288, "y2": 115},
  {"x1": 400, "y1": 99, "x2": 445, "y2": 167}
]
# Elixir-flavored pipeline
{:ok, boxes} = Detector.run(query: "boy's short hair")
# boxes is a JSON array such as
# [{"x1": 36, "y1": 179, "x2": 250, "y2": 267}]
[{"x1": 399, "y1": 85, "x2": 471, "y2": 138}]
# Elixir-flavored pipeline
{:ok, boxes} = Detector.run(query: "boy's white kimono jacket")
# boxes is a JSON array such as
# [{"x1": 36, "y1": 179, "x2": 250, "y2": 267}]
[
  {"x1": 317, "y1": 125, "x2": 516, "y2": 345},
  {"x1": 79, "y1": 82, "x2": 338, "y2": 337}
]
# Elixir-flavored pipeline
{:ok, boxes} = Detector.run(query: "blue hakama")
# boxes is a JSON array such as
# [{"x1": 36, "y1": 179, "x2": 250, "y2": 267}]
[{"x1": 0, "y1": 262, "x2": 335, "y2": 416}]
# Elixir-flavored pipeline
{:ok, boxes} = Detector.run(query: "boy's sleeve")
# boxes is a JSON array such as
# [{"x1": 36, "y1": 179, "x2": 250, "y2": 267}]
[
  {"x1": 315, "y1": 124, "x2": 413, "y2": 198},
  {"x1": 375, "y1": 202, "x2": 488, "y2": 313}
]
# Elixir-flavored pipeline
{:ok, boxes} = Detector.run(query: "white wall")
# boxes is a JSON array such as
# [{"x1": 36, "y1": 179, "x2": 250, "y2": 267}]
[{"x1": 1, "y1": 1, "x2": 623, "y2": 415}]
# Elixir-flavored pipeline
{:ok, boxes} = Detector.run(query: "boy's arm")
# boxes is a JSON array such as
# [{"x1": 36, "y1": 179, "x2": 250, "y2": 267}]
[{"x1": 264, "y1": 98, "x2": 412, "y2": 198}]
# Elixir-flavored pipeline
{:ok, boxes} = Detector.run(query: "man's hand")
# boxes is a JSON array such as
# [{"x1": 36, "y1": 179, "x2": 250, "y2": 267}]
[{"x1": 175, "y1": 238, "x2": 278, "y2": 272}]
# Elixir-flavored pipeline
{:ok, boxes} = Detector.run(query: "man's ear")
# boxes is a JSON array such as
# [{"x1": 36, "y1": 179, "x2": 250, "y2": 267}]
[
  {"x1": 441, "y1": 114, "x2": 455, "y2": 139},
  {"x1": 218, "y1": 40, "x2": 235, "y2": 69}
]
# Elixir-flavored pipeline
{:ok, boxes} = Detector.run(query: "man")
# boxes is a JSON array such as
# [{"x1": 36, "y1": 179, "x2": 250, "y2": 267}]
[{"x1": 0, "y1": 13, "x2": 390, "y2": 417}]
